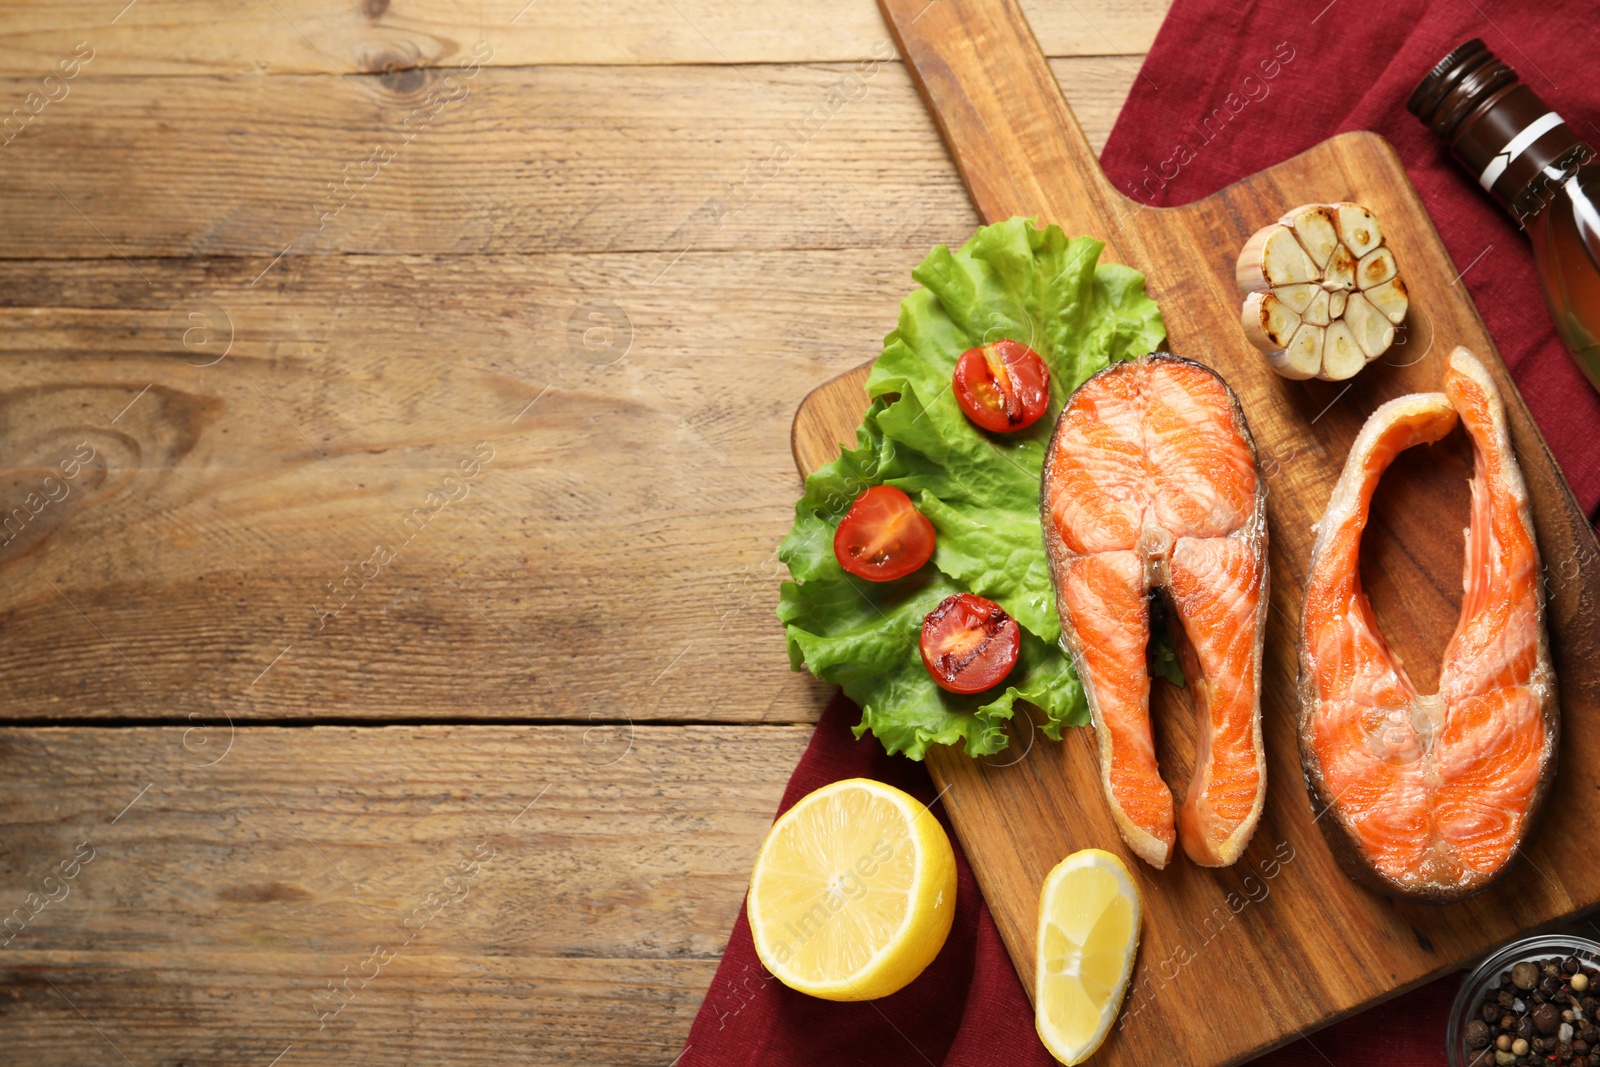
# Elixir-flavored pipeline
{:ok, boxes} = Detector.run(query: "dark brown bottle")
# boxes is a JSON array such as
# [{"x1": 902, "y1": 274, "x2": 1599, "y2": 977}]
[{"x1": 1410, "y1": 40, "x2": 1600, "y2": 393}]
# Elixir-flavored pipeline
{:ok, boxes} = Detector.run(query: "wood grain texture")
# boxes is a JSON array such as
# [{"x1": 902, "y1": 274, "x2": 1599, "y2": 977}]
[
  {"x1": 3, "y1": 952, "x2": 719, "y2": 1067},
  {"x1": 0, "y1": 724, "x2": 808, "y2": 1064},
  {"x1": 0, "y1": 250, "x2": 956, "y2": 721},
  {"x1": 0, "y1": 58, "x2": 1135, "y2": 259},
  {"x1": 782, "y1": 0, "x2": 1600, "y2": 1063},
  {"x1": 0, "y1": 0, "x2": 1166, "y2": 73}
]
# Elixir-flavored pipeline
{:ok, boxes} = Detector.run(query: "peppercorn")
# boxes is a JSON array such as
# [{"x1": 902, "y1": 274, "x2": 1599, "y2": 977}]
[{"x1": 1462, "y1": 959, "x2": 1600, "y2": 1065}]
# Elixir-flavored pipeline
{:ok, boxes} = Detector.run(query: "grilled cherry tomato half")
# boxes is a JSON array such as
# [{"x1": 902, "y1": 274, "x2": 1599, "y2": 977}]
[
  {"x1": 832, "y1": 485, "x2": 937, "y2": 582},
  {"x1": 952, "y1": 339, "x2": 1051, "y2": 433},
  {"x1": 920, "y1": 593, "x2": 1021, "y2": 694}
]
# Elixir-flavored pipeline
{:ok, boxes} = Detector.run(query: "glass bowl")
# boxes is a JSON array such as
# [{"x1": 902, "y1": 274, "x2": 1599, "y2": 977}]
[{"x1": 1448, "y1": 934, "x2": 1600, "y2": 1067}]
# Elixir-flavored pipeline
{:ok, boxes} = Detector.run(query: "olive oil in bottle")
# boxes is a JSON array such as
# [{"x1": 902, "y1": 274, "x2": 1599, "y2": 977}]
[{"x1": 1410, "y1": 39, "x2": 1600, "y2": 392}]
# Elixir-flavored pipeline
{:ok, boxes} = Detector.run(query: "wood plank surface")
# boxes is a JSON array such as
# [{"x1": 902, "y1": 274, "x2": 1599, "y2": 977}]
[
  {"x1": 0, "y1": 250, "x2": 937, "y2": 722},
  {"x1": 0, "y1": 0, "x2": 1165, "y2": 72},
  {"x1": 5, "y1": 953, "x2": 719, "y2": 1066},
  {"x1": 0, "y1": 58, "x2": 1134, "y2": 259},
  {"x1": 0, "y1": 724, "x2": 809, "y2": 1064},
  {"x1": 781, "y1": 0, "x2": 1600, "y2": 1064}
]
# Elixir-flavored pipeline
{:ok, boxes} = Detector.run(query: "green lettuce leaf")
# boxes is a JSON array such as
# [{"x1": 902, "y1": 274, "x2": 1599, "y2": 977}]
[{"x1": 778, "y1": 218, "x2": 1167, "y2": 759}]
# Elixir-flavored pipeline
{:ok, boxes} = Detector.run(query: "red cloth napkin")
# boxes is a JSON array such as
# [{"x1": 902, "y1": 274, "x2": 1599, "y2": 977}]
[{"x1": 682, "y1": 2, "x2": 1597, "y2": 1063}]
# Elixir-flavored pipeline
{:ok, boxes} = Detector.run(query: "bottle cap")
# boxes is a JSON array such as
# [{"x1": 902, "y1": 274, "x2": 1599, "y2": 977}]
[{"x1": 1408, "y1": 39, "x2": 1588, "y2": 212}]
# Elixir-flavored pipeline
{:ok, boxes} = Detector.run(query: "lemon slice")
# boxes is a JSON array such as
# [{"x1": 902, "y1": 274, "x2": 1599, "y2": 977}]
[
  {"x1": 747, "y1": 777, "x2": 956, "y2": 1001},
  {"x1": 1035, "y1": 849, "x2": 1142, "y2": 1064}
]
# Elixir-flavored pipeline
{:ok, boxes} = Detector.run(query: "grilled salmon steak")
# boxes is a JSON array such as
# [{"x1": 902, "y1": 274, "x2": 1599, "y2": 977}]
[
  {"x1": 1042, "y1": 354, "x2": 1268, "y2": 869},
  {"x1": 1300, "y1": 346, "x2": 1558, "y2": 900}
]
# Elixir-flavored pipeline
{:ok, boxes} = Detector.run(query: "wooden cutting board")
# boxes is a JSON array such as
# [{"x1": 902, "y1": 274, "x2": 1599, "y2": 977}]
[{"x1": 789, "y1": 0, "x2": 1600, "y2": 1062}]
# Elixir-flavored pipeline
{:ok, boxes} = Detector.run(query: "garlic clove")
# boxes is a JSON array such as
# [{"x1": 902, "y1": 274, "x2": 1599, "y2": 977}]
[
  {"x1": 1239, "y1": 226, "x2": 1320, "y2": 290},
  {"x1": 1363, "y1": 276, "x2": 1410, "y2": 324},
  {"x1": 1321, "y1": 319, "x2": 1367, "y2": 380},
  {"x1": 1283, "y1": 204, "x2": 1340, "y2": 269},
  {"x1": 1272, "y1": 322, "x2": 1324, "y2": 380},
  {"x1": 1357, "y1": 246, "x2": 1397, "y2": 290},
  {"x1": 1275, "y1": 282, "x2": 1320, "y2": 315},
  {"x1": 1242, "y1": 290, "x2": 1302, "y2": 352},
  {"x1": 1334, "y1": 203, "x2": 1382, "y2": 258},
  {"x1": 1344, "y1": 292, "x2": 1395, "y2": 358}
]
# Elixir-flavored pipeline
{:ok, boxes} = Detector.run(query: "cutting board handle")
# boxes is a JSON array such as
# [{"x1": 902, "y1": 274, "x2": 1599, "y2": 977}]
[{"x1": 877, "y1": 0, "x2": 1136, "y2": 257}]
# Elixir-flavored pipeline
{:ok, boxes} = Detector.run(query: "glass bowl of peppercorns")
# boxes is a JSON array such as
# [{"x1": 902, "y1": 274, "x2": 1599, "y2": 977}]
[{"x1": 1449, "y1": 935, "x2": 1600, "y2": 1067}]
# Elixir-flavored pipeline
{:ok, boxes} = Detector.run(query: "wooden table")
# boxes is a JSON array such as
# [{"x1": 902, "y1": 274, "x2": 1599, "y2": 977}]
[{"x1": 0, "y1": 3, "x2": 1168, "y2": 1062}]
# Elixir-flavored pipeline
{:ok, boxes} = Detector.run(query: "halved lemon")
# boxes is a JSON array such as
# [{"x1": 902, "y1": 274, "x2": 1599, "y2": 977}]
[
  {"x1": 1035, "y1": 848, "x2": 1142, "y2": 1064},
  {"x1": 747, "y1": 777, "x2": 956, "y2": 1001}
]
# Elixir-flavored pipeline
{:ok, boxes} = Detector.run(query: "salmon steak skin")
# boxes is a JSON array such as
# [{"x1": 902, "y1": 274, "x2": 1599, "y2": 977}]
[
  {"x1": 1041, "y1": 353, "x2": 1269, "y2": 870},
  {"x1": 1299, "y1": 346, "x2": 1558, "y2": 902}
]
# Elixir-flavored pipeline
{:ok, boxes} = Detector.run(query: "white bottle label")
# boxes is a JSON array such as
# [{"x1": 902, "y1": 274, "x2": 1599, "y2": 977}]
[{"x1": 1479, "y1": 111, "x2": 1565, "y2": 192}]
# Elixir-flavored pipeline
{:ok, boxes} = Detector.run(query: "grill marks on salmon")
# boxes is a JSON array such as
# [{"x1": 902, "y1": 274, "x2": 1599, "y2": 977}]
[
  {"x1": 1043, "y1": 354, "x2": 1269, "y2": 869},
  {"x1": 1299, "y1": 346, "x2": 1558, "y2": 900}
]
